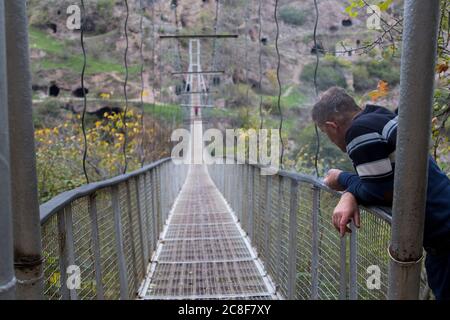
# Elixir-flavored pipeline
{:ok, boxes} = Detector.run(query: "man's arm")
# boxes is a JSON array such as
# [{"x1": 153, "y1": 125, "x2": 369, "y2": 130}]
[
  {"x1": 338, "y1": 172, "x2": 393, "y2": 206},
  {"x1": 332, "y1": 192, "x2": 361, "y2": 237}
]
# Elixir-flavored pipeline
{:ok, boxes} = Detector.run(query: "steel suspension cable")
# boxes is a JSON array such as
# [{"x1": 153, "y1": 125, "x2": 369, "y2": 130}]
[
  {"x1": 313, "y1": 0, "x2": 320, "y2": 177},
  {"x1": 173, "y1": 2, "x2": 183, "y2": 72},
  {"x1": 139, "y1": 0, "x2": 146, "y2": 167},
  {"x1": 258, "y1": 0, "x2": 263, "y2": 130},
  {"x1": 274, "y1": 0, "x2": 285, "y2": 168},
  {"x1": 158, "y1": 2, "x2": 164, "y2": 107},
  {"x1": 211, "y1": 0, "x2": 220, "y2": 71},
  {"x1": 149, "y1": 1, "x2": 157, "y2": 157},
  {"x1": 122, "y1": 0, "x2": 130, "y2": 174},
  {"x1": 209, "y1": 0, "x2": 221, "y2": 106},
  {"x1": 80, "y1": 0, "x2": 90, "y2": 183},
  {"x1": 244, "y1": 0, "x2": 250, "y2": 110}
]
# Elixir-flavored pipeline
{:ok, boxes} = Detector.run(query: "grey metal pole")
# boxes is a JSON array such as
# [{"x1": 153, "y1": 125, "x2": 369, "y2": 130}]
[
  {"x1": 0, "y1": 0, "x2": 16, "y2": 300},
  {"x1": 4, "y1": 0, "x2": 44, "y2": 299},
  {"x1": 388, "y1": 0, "x2": 440, "y2": 300}
]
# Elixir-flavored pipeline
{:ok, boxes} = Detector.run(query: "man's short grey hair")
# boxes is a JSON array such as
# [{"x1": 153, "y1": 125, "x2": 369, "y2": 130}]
[{"x1": 312, "y1": 87, "x2": 361, "y2": 125}]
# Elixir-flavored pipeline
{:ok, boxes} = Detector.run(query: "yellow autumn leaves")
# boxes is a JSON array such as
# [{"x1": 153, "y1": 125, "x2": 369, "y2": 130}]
[{"x1": 35, "y1": 109, "x2": 144, "y2": 203}]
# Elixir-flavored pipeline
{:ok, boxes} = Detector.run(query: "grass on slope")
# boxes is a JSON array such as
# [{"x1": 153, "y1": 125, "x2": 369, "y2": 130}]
[{"x1": 29, "y1": 27, "x2": 140, "y2": 75}]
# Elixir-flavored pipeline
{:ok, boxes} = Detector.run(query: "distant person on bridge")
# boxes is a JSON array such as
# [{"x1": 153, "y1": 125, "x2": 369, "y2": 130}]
[{"x1": 312, "y1": 86, "x2": 450, "y2": 300}]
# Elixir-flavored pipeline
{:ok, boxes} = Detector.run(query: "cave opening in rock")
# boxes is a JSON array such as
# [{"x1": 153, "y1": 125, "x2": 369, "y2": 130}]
[
  {"x1": 47, "y1": 23, "x2": 57, "y2": 33},
  {"x1": 342, "y1": 19, "x2": 353, "y2": 27},
  {"x1": 72, "y1": 87, "x2": 89, "y2": 98},
  {"x1": 212, "y1": 76, "x2": 221, "y2": 86},
  {"x1": 49, "y1": 84, "x2": 60, "y2": 97},
  {"x1": 329, "y1": 25, "x2": 338, "y2": 32}
]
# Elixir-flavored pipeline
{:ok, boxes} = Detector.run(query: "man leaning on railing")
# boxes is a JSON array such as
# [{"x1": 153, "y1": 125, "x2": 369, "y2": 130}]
[{"x1": 311, "y1": 86, "x2": 450, "y2": 300}]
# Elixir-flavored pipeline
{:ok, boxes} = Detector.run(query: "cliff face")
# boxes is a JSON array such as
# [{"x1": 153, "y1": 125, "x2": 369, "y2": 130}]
[{"x1": 27, "y1": 0, "x2": 401, "y2": 110}]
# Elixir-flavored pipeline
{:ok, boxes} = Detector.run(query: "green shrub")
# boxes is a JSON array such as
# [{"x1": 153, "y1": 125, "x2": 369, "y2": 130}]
[
  {"x1": 33, "y1": 99, "x2": 63, "y2": 128},
  {"x1": 352, "y1": 65, "x2": 377, "y2": 92},
  {"x1": 366, "y1": 60, "x2": 400, "y2": 86},
  {"x1": 300, "y1": 62, "x2": 348, "y2": 91},
  {"x1": 279, "y1": 6, "x2": 307, "y2": 26}
]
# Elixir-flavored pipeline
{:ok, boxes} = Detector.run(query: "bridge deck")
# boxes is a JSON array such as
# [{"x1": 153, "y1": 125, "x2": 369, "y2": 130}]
[{"x1": 139, "y1": 165, "x2": 277, "y2": 300}]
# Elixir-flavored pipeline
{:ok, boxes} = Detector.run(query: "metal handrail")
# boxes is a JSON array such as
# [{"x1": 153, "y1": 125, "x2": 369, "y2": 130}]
[
  {"x1": 39, "y1": 158, "x2": 188, "y2": 300},
  {"x1": 207, "y1": 160, "x2": 397, "y2": 300},
  {"x1": 40, "y1": 158, "x2": 170, "y2": 224},
  {"x1": 261, "y1": 165, "x2": 393, "y2": 224}
]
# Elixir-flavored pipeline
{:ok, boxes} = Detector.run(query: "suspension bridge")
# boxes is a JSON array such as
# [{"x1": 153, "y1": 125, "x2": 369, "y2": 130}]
[{"x1": 0, "y1": 0, "x2": 442, "y2": 300}]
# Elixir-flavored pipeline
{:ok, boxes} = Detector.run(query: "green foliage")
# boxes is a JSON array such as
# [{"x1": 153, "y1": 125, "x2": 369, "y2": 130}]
[
  {"x1": 96, "y1": 0, "x2": 114, "y2": 17},
  {"x1": 35, "y1": 111, "x2": 144, "y2": 203},
  {"x1": 352, "y1": 65, "x2": 377, "y2": 92},
  {"x1": 293, "y1": 124, "x2": 353, "y2": 175},
  {"x1": 279, "y1": 6, "x2": 307, "y2": 27},
  {"x1": 345, "y1": 0, "x2": 393, "y2": 17},
  {"x1": 300, "y1": 62, "x2": 348, "y2": 91},
  {"x1": 366, "y1": 59, "x2": 400, "y2": 86},
  {"x1": 143, "y1": 103, "x2": 184, "y2": 123},
  {"x1": 29, "y1": 27, "x2": 140, "y2": 75},
  {"x1": 33, "y1": 99, "x2": 64, "y2": 128}
]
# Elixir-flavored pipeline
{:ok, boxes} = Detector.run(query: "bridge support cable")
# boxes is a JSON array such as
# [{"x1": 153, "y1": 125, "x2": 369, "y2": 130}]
[
  {"x1": 312, "y1": 0, "x2": 321, "y2": 178},
  {"x1": 274, "y1": 0, "x2": 285, "y2": 169},
  {"x1": 388, "y1": 0, "x2": 440, "y2": 300},
  {"x1": 80, "y1": 0, "x2": 90, "y2": 183},
  {"x1": 4, "y1": 0, "x2": 44, "y2": 299},
  {"x1": 244, "y1": 0, "x2": 251, "y2": 116},
  {"x1": 151, "y1": 1, "x2": 157, "y2": 150},
  {"x1": 122, "y1": 0, "x2": 130, "y2": 174},
  {"x1": 258, "y1": 0, "x2": 264, "y2": 130},
  {"x1": 0, "y1": 1, "x2": 16, "y2": 300},
  {"x1": 139, "y1": 0, "x2": 146, "y2": 167},
  {"x1": 209, "y1": 0, "x2": 221, "y2": 107}
]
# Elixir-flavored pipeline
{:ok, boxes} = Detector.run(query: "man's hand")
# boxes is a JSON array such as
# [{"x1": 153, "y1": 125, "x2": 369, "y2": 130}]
[
  {"x1": 324, "y1": 169, "x2": 345, "y2": 191},
  {"x1": 332, "y1": 192, "x2": 361, "y2": 237}
]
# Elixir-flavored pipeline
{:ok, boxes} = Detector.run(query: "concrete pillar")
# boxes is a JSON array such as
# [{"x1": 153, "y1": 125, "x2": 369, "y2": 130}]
[{"x1": 5, "y1": 0, "x2": 44, "y2": 299}]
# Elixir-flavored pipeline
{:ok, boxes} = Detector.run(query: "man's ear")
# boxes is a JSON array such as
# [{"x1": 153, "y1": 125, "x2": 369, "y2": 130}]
[{"x1": 324, "y1": 121, "x2": 338, "y2": 130}]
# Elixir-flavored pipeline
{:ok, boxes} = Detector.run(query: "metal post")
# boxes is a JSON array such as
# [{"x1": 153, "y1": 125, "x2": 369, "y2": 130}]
[
  {"x1": 151, "y1": 169, "x2": 160, "y2": 242},
  {"x1": 241, "y1": 164, "x2": 250, "y2": 230},
  {"x1": 88, "y1": 195, "x2": 104, "y2": 300},
  {"x1": 275, "y1": 177, "x2": 283, "y2": 287},
  {"x1": 57, "y1": 207, "x2": 78, "y2": 300},
  {"x1": 311, "y1": 187, "x2": 320, "y2": 300},
  {"x1": 125, "y1": 181, "x2": 139, "y2": 294},
  {"x1": 247, "y1": 166, "x2": 254, "y2": 239},
  {"x1": 135, "y1": 178, "x2": 149, "y2": 269},
  {"x1": 388, "y1": 0, "x2": 440, "y2": 300},
  {"x1": 4, "y1": 0, "x2": 44, "y2": 299},
  {"x1": 147, "y1": 172, "x2": 156, "y2": 254},
  {"x1": 264, "y1": 177, "x2": 272, "y2": 261},
  {"x1": 339, "y1": 237, "x2": 347, "y2": 300},
  {"x1": 0, "y1": 0, "x2": 16, "y2": 299},
  {"x1": 111, "y1": 186, "x2": 129, "y2": 300},
  {"x1": 349, "y1": 223, "x2": 358, "y2": 300},
  {"x1": 287, "y1": 180, "x2": 299, "y2": 300}
]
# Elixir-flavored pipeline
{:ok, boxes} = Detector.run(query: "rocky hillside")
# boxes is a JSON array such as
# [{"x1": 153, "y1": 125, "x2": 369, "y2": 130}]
[{"x1": 27, "y1": 0, "x2": 403, "y2": 113}]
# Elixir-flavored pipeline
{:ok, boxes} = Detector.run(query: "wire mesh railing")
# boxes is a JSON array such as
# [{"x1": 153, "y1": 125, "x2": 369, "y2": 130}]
[
  {"x1": 208, "y1": 161, "x2": 400, "y2": 300},
  {"x1": 39, "y1": 159, "x2": 187, "y2": 300}
]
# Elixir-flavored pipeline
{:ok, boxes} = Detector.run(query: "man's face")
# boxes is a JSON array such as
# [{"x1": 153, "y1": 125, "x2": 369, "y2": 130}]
[{"x1": 318, "y1": 121, "x2": 347, "y2": 153}]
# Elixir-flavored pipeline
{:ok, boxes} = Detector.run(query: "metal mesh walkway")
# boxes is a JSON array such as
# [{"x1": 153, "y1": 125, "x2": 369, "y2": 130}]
[{"x1": 139, "y1": 165, "x2": 277, "y2": 300}]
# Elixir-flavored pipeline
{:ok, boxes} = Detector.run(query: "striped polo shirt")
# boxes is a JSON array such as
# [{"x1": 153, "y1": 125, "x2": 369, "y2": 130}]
[{"x1": 338, "y1": 105, "x2": 450, "y2": 248}]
